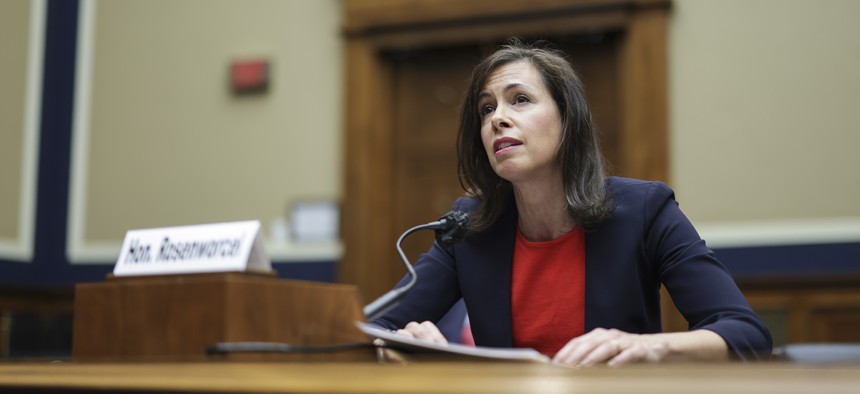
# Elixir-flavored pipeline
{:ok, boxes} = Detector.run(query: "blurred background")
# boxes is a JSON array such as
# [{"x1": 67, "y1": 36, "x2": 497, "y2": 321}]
[{"x1": 1, "y1": 0, "x2": 858, "y2": 359}]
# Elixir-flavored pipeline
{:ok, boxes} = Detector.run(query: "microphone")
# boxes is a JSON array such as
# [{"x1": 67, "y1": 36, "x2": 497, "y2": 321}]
[
  {"x1": 362, "y1": 210, "x2": 470, "y2": 321},
  {"x1": 435, "y1": 210, "x2": 470, "y2": 248}
]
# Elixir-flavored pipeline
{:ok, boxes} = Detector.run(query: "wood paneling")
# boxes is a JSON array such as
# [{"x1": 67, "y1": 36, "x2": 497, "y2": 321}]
[
  {"x1": 344, "y1": 0, "x2": 670, "y2": 34},
  {"x1": 618, "y1": 7, "x2": 668, "y2": 182},
  {"x1": 341, "y1": 39, "x2": 398, "y2": 300},
  {"x1": 742, "y1": 277, "x2": 860, "y2": 346},
  {"x1": 73, "y1": 273, "x2": 371, "y2": 361},
  {"x1": 661, "y1": 276, "x2": 860, "y2": 346}
]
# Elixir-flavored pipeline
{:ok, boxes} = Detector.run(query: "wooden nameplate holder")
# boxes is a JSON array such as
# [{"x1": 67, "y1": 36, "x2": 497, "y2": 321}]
[{"x1": 72, "y1": 272, "x2": 374, "y2": 362}]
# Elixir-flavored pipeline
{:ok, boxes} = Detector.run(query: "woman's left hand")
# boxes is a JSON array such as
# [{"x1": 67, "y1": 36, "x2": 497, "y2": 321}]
[{"x1": 552, "y1": 328, "x2": 670, "y2": 367}]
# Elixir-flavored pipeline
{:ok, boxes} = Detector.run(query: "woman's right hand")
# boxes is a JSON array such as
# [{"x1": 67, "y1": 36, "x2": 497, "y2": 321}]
[{"x1": 395, "y1": 321, "x2": 448, "y2": 345}]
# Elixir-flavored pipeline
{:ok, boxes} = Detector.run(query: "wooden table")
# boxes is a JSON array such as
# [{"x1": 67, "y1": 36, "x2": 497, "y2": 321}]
[{"x1": 0, "y1": 361, "x2": 859, "y2": 393}]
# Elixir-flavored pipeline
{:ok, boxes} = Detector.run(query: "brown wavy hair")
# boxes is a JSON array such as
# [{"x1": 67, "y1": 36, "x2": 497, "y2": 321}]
[{"x1": 457, "y1": 39, "x2": 612, "y2": 231}]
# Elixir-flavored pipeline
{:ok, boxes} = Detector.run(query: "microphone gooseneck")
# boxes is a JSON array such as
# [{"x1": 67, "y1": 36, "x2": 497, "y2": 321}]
[{"x1": 362, "y1": 211, "x2": 470, "y2": 321}]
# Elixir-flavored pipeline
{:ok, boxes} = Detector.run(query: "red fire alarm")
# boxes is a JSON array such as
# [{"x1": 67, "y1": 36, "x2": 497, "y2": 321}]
[{"x1": 230, "y1": 59, "x2": 270, "y2": 95}]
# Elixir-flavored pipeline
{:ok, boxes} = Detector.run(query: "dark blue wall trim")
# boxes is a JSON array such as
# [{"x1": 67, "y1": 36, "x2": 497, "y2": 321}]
[
  {"x1": 715, "y1": 242, "x2": 860, "y2": 279},
  {"x1": 274, "y1": 262, "x2": 336, "y2": 282},
  {"x1": 0, "y1": 0, "x2": 88, "y2": 289},
  {"x1": 0, "y1": 0, "x2": 335, "y2": 289}
]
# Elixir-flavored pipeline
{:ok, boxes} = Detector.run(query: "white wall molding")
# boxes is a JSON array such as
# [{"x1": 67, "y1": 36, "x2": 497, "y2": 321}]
[
  {"x1": 698, "y1": 217, "x2": 860, "y2": 249},
  {"x1": 66, "y1": 0, "x2": 97, "y2": 264}
]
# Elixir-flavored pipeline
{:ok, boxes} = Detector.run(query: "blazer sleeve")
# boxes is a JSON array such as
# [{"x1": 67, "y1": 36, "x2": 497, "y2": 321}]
[
  {"x1": 644, "y1": 182, "x2": 773, "y2": 360},
  {"x1": 371, "y1": 199, "x2": 467, "y2": 331}
]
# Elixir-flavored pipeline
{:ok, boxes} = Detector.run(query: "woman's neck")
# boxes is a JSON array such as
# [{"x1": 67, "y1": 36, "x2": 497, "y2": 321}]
[{"x1": 512, "y1": 174, "x2": 574, "y2": 242}]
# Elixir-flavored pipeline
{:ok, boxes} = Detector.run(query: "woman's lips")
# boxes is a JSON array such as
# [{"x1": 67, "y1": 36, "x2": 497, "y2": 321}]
[{"x1": 494, "y1": 138, "x2": 522, "y2": 155}]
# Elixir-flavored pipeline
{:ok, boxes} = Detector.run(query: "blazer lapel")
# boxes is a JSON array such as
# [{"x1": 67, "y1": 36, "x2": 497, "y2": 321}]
[
  {"x1": 460, "y1": 206, "x2": 517, "y2": 347},
  {"x1": 584, "y1": 229, "x2": 608, "y2": 332}
]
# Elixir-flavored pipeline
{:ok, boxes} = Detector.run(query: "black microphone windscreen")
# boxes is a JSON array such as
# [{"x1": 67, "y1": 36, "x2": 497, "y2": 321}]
[{"x1": 435, "y1": 211, "x2": 470, "y2": 248}]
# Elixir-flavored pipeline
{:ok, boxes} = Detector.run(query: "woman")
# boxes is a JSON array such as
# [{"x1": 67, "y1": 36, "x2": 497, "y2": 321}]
[{"x1": 372, "y1": 40, "x2": 772, "y2": 366}]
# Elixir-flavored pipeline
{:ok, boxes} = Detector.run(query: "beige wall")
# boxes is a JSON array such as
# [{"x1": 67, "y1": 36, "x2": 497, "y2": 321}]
[
  {"x1": 71, "y1": 0, "x2": 342, "y2": 260},
  {"x1": 0, "y1": 0, "x2": 30, "y2": 240},
  {"x1": 669, "y1": 0, "x2": 860, "y2": 225},
  {"x1": 0, "y1": 0, "x2": 41, "y2": 261}
]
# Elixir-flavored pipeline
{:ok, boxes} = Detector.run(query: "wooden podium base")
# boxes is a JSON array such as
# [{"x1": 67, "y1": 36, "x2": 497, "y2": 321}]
[{"x1": 72, "y1": 273, "x2": 375, "y2": 362}]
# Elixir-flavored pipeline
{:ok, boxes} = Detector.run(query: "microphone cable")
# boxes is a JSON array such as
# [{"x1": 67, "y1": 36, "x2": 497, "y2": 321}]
[{"x1": 205, "y1": 341, "x2": 374, "y2": 356}]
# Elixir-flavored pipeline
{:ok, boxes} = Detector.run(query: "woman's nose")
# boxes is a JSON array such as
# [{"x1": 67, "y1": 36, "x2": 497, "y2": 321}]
[{"x1": 491, "y1": 106, "x2": 511, "y2": 130}]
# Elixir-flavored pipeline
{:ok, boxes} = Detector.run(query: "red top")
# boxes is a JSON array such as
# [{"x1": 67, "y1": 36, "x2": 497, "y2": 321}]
[{"x1": 511, "y1": 226, "x2": 586, "y2": 356}]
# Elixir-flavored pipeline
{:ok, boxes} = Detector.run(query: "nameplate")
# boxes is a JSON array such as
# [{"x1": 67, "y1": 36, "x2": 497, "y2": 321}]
[{"x1": 113, "y1": 220, "x2": 271, "y2": 277}]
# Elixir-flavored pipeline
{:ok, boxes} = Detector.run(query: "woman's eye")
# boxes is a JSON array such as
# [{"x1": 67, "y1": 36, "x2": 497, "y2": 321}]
[
  {"x1": 480, "y1": 104, "x2": 495, "y2": 116},
  {"x1": 515, "y1": 94, "x2": 530, "y2": 104}
]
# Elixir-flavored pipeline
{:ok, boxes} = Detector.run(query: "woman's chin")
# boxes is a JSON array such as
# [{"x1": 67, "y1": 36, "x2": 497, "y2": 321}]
[{"x1": 493, "y1": 167, "x2": 529, "y2": 184}]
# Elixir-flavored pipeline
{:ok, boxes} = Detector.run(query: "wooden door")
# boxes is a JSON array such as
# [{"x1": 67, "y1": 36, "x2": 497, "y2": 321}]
[{"x1": 389, "y1": 45, "x2": 479, "y2": 269}]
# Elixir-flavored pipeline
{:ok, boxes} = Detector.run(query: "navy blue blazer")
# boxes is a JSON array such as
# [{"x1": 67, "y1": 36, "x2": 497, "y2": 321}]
[{"x1": 375, "y1": 177, "x2": 772, "y2": 360}]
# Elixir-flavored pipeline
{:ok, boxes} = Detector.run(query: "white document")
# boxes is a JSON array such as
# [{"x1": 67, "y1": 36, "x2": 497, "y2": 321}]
[{"x1": 356, "y1": 322, "x2": 550, "y2": 363}]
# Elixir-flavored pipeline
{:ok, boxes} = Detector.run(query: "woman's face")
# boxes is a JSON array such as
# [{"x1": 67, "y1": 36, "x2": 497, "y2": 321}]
[{"x1": 478, "y1": 61, "x2": 563, "y2": 184}]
